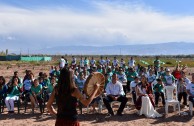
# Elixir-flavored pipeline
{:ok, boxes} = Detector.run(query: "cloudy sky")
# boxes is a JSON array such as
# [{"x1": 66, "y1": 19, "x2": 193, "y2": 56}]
[{"x1": 1, "y1": 0, "x2": 194, "y2": 53}]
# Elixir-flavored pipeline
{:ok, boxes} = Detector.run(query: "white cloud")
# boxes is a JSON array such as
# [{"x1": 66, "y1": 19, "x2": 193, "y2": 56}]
[{"x1": 0, "y1": 1, "x2": 194, "y2": 50}]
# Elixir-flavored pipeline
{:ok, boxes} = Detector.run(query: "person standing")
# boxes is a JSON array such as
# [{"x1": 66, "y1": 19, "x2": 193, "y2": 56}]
[
  {"x1": 47, "y1": 68, "x2": 100, "y2": 126},
  {"x1": 59, "y1": 56, "x2": 66, "y2": 70}
]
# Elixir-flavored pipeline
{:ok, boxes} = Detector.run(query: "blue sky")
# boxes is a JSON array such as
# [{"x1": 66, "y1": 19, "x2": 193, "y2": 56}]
[{"x1": 1, "y1": 0, "x2": 194, "y2": 52}]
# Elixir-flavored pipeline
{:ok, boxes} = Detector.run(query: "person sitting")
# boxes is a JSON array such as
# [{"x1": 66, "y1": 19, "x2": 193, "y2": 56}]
[
  {"x1": 30, "y1": 79, "x2": 43, "y2": 113},
  {"x1": 177, "y1": 78, "x2": 187, "y2": 107},
  {"x1": 0, "y1": 76, "x2": 7, "y2": 103},
  {"x1": 117, "y1": 67, "x2": 127, "y2": 95},
  {"x1": 186, "y1": 73, "x2": 194, "y2": 108},
  {"x1": 130, "y1": 77, "x2": 139, "y2": 104},
  {"x1": 8, "y1": 71, "x2": 23, "y2": 86},
  {"x1": 163, "y1": 68, "x2": 175, "y2": 86},
  {"x1": 75, "y1": 72, "x2": 86, "y2": 92},
  {"x1": 52, "y1": 66, "x2": 60, "y2": 78},
  {"x1": 135, "y1": 75, "x2": 162, "y2": 118},
  {"x1": 47, "y1": 77, "x2": 57, "y2": 98},
  {"x1": 153, "y1": 79, "x2": 165, "y2": 107},
  {"x1": 21, "y1": 72, "x2": 34, "y2": 101},
  {"x1": 103, "y1": 73, "x2": 128, "y2": 116},
  {"x1": 147, "y1": 70, "x2": 156, "y2": 84},
  {"x1": 126, "y1": 67, "x2": 138, "y2": 93},
  {"x1": 5, "y1": 77, "x2": 23, "y2": 114},
  {"x1": 172, "y1": 65, "x2": 182, "y2": 81},
  {"x1": 104, "y1": 73, "x2": 111, "y2": 90},
  {"x1": 181, "y1": 72, "x2": 191, "y2": 86}
]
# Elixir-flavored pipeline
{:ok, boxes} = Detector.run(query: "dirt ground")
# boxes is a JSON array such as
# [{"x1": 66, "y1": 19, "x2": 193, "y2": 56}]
[{"x1": 0, "y1": 64, "x2": 194, "y2": 126}]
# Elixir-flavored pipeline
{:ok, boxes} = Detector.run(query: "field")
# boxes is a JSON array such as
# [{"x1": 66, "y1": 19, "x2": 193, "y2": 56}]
[{"x1": 0, "y1": 58, "x2": 194, "y2": 126}]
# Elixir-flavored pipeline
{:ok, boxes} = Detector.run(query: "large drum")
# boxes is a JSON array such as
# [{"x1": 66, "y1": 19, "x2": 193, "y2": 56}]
[{"x1": 84, "y1": 72, "x2": 105, "y2": 97}]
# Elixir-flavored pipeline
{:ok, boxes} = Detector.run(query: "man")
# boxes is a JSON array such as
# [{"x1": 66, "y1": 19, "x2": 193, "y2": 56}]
[
  {"x1": 128, "y1": 57, "x2": 135, "y2": 68},
  {"x1": 120, "y1": 58, "x2": 125, "y2": 68},
  {"x1": 103, "y1": 73, "x2": 128, "y2": 116},
  {"x1": 117, "y1": 67, "x2": 127, "y2": 95},
  {"x1": 90, "y1": 57, "x2": 96, "y2": 67},
  {"x1": 163, "y1": 68, "x2": 175, "y2": 86},
  {"x1": 186, "y1": 73, "x2": 194, "y2": 107},
  {"x1": 59, "y1": 56, "x2": 66, "y2": 70},
  {"x1": 71, "y1": 56, "x2": 77, "y2": 68},
  {"x1": 112, "y1": 57, "x2": 119, "y2": 67},
  {"x1": 99, "y1": 56, "x2": 105, "y2": 66},
  {"x1": 126, "y1": 67, "x2": 138, "y2": 92},
  {"x1": 154, "y1": 56, "x2": 161, "y2": 75}
]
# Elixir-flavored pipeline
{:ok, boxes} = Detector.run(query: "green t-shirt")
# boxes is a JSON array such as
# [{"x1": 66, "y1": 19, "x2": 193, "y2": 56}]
[
  {"x1": 52, "y1": 70, "x2": 60, "y2": 77},
  {"x1": 47, "y1": 83, "x2": 55, "y2": 93},
  {"x1": 154, "y1": 60, "x2": 161, "y2": 67},
  {"x1": 8, "y1": 83, "x2": 23, "y2": 97},
  {"x1": 153, "y1": 83, "x2": 164, "y2": 92},
  {"x1": 126, "y1": 71, "x2": 138, "y2": 81},
  {"x1": 43, "y1": 79, "x2": 50, "y2": 87},
  {"x1": 31, "y1": 84, "x2": 42, "y2": 95}
]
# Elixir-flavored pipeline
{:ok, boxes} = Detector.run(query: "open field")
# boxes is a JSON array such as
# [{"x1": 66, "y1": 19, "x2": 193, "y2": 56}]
[{"x1": 0, "y1": 60, "x2": 194, "y2": 126}]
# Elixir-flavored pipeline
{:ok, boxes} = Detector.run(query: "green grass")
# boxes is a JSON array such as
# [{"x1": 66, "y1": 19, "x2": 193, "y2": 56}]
[{"x1": 0, "y1": 56, "x2": 194, "y2": 67}]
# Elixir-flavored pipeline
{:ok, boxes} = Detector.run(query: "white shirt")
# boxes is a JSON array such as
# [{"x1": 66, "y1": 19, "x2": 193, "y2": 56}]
[
  {"x1": 59, "y1": 58, "x2": 66, "y2": 68},
  {"x1": 76, "y1": 78, "x2": 86, "y2": 89},
  {"x1": 117, "y1": 72, "x2": 127, "y2": 82},
  {"x1": 106, "y1": 81, "x2": 125, "y2": 96},
  {"x1": 80, "y1": 60, "x2": 84, "y2": 67},
  {"x1": 90, "y1": 60, "x2": 96, "y2": 65},
  {"x1": 112, "y1": 59, "x2": 119, "y2": 66},
  {"x1": 128, "y1": 59, "x2": 135, "y2": 67},
  {"x1": 130, "y1": 81, "x2": 138, "y2": 88},
  {"x1": 147, "y1": 75, "x2": 156, "y2": 83},
  {"x1": 120, "y1": 61, "x2": 125, "y2": 67},
  {"x1": 186, "y1": 82, "x2": 194, "y2": 96},
  {"x1": 184, "y1": 77, "x2": 191, "y2": 85},
  {"x1": 106, "y1": 59, "x2": 110, "y2": 65},
  {"x1": 99, "y1": 59, "x2": 105, "y2": 65},
  {"x1": 72, "y1": 58, "x2": 76, "y2": 65}
]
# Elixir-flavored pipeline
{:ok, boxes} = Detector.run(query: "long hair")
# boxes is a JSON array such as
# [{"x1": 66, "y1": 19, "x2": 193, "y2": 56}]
[
  {"x1": 57, "y1": 68, "x2": 76, "y2": 102},
  {"x1": 0, "y1": 76, "x2": 5, "y2": 89}
]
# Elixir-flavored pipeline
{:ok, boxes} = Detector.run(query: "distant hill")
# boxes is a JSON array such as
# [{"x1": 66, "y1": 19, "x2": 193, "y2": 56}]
[{"x1": 8, "y1": 42, "x2": 194, "y2": 55}]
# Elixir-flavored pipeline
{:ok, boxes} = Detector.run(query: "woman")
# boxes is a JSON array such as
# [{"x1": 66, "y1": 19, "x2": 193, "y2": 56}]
[
  {"x1": 0, "y1": 76, "x2": 7, "y2": 101},
  {"x1": 47, "y1": 68, "x2": 100, "y2": 126},
  {"x1": 5, "y1": 77, "x2": 23, "y2": 114},
  {"x1": 30, "y1": 79, "x2": 43, "y2": 113},
  {"x1": 135, "y1": 75, "x2": 162, "y2": 118}
]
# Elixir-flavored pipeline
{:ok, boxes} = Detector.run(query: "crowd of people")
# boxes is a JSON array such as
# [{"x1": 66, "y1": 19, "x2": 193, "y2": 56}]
[{"x1": 0, "y1": 56, "x2": 194, "y2": 120}]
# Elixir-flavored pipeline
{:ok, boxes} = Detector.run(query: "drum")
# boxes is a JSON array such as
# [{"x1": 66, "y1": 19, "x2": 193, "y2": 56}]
[{"x1": 84, "y1": 72, "x2": 105, "y2": 97}]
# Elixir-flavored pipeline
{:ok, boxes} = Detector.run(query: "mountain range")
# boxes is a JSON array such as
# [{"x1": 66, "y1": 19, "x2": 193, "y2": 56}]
[{"x1": 10, "y1": 42, "x2": 194, "y2": 55}]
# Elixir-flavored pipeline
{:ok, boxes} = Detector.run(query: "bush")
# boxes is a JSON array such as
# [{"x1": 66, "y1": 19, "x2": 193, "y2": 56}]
[{"x1": 166, "y1": 61, "x2": 172, "y2": 65}]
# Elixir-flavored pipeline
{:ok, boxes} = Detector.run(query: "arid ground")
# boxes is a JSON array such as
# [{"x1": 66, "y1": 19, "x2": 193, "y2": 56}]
[{"x1": 0, "y1": 63, "x2": 194, "y2": 126}]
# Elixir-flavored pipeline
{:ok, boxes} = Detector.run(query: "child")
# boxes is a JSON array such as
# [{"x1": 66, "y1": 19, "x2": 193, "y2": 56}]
[
  {"x1": 153, "y1": 79, "x2": 165, "y2": 107},
  {"x1": 177, "y1": 78, "x2": 187, "y2": 107},
  {"x1": 30, "y1": 79, "x2": 42, "y2": 113},
  {"x1": 5, "y1": 77, "x2": 23, "y2": 114}
]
